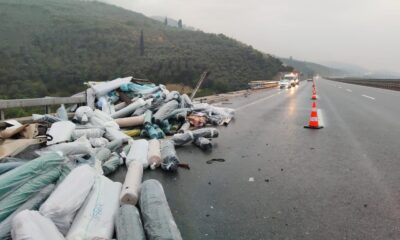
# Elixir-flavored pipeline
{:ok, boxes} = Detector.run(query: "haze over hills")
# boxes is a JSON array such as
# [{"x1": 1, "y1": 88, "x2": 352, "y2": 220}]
[
  {"x1": 0, "y1": 0, "x2": 290, "y2": 99},
  {"x1": 280, "y1": 58, "x2": 345, "y2": 78}
]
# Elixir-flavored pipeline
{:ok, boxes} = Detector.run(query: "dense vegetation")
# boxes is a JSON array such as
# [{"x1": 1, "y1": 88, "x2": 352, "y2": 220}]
[
  {"x1": 0, "y1": 0, "x2": 288, "y2": 99},
  {"x1": 280, "y1": 57, "x2": 344, "y2": 78}
]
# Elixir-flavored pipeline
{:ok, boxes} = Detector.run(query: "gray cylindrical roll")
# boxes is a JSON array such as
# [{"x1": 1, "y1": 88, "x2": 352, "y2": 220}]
[
  {"x1": 115, "y1": 205, "x2": 146, "y2": 240},
  {"x1": 105, "y1": 139, "x2": 125, "y2": 152},
  {"x1": 120, "y1": 161, "x2": 143, "y2": 206},
  {"x1": 114, "y1": 102, "x2": 127, "y2": 111},
  {"x1": 114, "y1": 115, "x2": 145, "y2": 128},
  {"x1": 147, "y1": 139, "x2": 161, "y2": 169},
  {"x1": 153, "y1": 100, "x2": 179, "y2": 123},
  {"x1": 0, "y1": 184, "x2": 55, "y2": 240},
  {"x1": 111, "y1": 99, "x2": 146, "y2": 119},
  {"x1": 160, "y1": 140, "x2": 180, "y2": 172},
  {"x1": 193, "y1": 137, "x2": 213, "y2": 151},
  {"x1": 177, "y1": 121, "x2": 190, "y2": 133},
  {"x1": 192, "y1": 127, "x2": 219, "y2": 139},
  {"x1": 144, "y1": 110, "x2": 152, "y2": 125},
  {"x1": 102, "y1": 155, "x2": 122, "y2": 176},
  {"x1": 140, "y1": 179, "x2": 182, "y2": 240}
]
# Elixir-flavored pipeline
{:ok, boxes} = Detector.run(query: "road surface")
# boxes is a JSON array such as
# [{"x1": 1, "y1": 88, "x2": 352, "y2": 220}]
[{"x1": 111, "y1": 78, "x2": 400, "y2": 240}]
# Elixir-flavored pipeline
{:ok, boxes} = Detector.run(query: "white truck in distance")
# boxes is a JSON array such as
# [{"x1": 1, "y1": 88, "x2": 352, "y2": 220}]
[{"x1": 280, "y1": 73, "x2": 299, "y2": 88}]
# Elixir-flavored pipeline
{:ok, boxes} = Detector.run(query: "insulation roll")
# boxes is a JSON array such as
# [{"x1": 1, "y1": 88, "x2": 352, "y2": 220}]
[
  {"x1": 111, "y1": 98, "x2": 146, "y2": 119},
  {"x1": 95, "y1": 148, "x2": 112, "y2": 163},
  {"x1": 119, "y1": 161, "x2": 143, "y2": 206},
  {"x1": 115, "y1": 205, "x2": 146, "y2": 240},
  {"x1": 126, "y1": 139, "x2": 149, "y2": 168},
  {"x1": 114, "y1": 115, "x2": 145, "y2": 128},
  {"x1": 140, "y1": 179, "x2": 182, "y2": 240},
  {"x1": 147, "y1": 139, "x2": 161, "y2": 169}
]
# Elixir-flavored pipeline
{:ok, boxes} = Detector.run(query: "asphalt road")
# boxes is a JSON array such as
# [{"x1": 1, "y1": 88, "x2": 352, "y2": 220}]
[{"x1": 111, "y1": 79, "x2": 400, "y2": 240}]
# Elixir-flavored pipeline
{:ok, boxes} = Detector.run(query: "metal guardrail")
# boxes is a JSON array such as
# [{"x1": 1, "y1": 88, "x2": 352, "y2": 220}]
[
  {"x1": 326, "y1": 78, "x2": 400, "y2": 91},
  {"x1": 0, "y1": 93, "x2": 87, "y2": 120}
]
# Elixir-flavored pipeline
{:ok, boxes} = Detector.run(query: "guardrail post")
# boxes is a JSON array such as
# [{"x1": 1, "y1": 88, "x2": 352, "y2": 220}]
[
  {"x1": 45, "y1": 105, "x2": 50, "y2": 114},
  {"x1": 0, "y1": 110, "x2": 4, "y2": 120}
]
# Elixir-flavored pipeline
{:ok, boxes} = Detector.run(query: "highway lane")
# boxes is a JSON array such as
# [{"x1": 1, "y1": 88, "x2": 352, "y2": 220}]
[{"x1": 111, "y1": 80, "x2": 400, "y2": 239}]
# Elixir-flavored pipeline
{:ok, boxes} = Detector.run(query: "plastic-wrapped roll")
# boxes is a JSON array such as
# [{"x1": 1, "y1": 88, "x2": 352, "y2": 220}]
[
  {"x1": 115, "y1": 205, "x2": 146, "y2": 240},
  {"x1": 46, "y1": 121, "x2": 76, "y2": 145},
  {"x1": 132, "y1": 107, "x2": 147, "y2": 116},
  {"x1": 192, "y1": 127, "x2": 219, "y2": 139},
  {"x1": 104, "y1": 127, "x2": 131, "y2": 142},
  {"x1": 148, "y1": 139, "x2": 161, "y2": 169},
  {"x1": 120, "y1": 161, "x2": 143, "y2": 205},
  {"x1": 71, "y1": 128, "x2": 105, "y2": 140},
  {"x1": 0, "y1": 184, "x2": 55, "y2": 240},
  {"x1": 144, "y1": 110, "x2": 152, "y2": 125},
  {"x1": 0, "y1": 162, "x2": 24, "y2": 175},
  {"x1": 91, "y1": 76, "x2": 132, "y2": 97},
  {"x1": 115, "y1": 115, "x2": 145, "y2": 128},
  {"x1": 0, "y1": 152, "x2": 63, "y2": 199},
  {"x1": 114, "y1": 102, "x2": 127, "y2": 111},
  {"x1": 39, "y1": 165, "x2": 96, "y2": 235},
  {"x1": 102, "y1": 154, "x2": 123, "y2": 176},
  {"x1": 66, "y1": 176, "x2": 122, "y2": 240},
  {"x1": 89, "y1": 137, "x2": 109, "y2": 148},
  {"x1": 0, "y1": 168, "x2": 61, "y2": 222},
  {"x1": 11, "y1": 210, "x2": 65, "y2": 240},
  {"x1": 95, "y1": 148, "x2": 112, "y2": 163},
  {"x1": 43, "y1": 136, "x2": 94, "y2": 156},
  {"x1": 111, "y1": 98, "x2": 146, "y2": 119},
  {"x1": 153, "y1": 100, "x2": 179, "y2": 124},
  {"x1": 171, "y1": 131, "x2": 194, "y2": 146},
  {"x1": 178, "y1": 121, "x2": 190, "y2": 133},
  {"x1": 160, "y1": 140, "x2": 180, "y2": 172},
  {"x1": 126, "y1": 139, "x2": 149, "y2": 168},
  {"x1": 105, "y1": 139, "x2": 126, "y2": 152},
  {"x1": 193, "y1": 137, "x2": 213, "y2": 151},
  {"x1": 140, "y1": 179, "x2": 182, "y2": 240}
]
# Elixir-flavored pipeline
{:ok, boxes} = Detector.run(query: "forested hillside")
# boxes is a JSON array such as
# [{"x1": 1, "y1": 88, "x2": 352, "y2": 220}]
[{"x1": 0, "y1": 0, "x2": 288, "y2": 99}]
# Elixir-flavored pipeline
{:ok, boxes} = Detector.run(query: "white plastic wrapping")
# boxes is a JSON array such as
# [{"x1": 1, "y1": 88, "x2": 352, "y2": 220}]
[
  {"x1": 91, "y1": 77, "x2": 132, "y2": 97},
  {"x1": 74, "y1": 106, "x2": 94, "y2": 124},
  {"x1": 89, "y1": 137, "x2": 109, "y2": 148},
  {"x1": 43, "y1": 136, "x2": 94, "y2": 156},
  {"x1": 66, "y1": 176, "x2": 122, "y2": 240},
  {"x1": 111, "y1": 98, "x2": 146, "y2": 119},
  {"x1": 71, "y1": 128, "x2": 105, "y2": 140},
  {"x1": 11, "y1": 210, "x2": 65, "y2": 240},
  {"x1": 126, "y1": 139, "x2": 149, "y2": 168},
  {"x1": 39, "y1": 165, "x2": 96, "y2": 235},
  {"x1": 104, "y1": 127, "x2": 131, "y2": 142},
  {"x1": 47, "y1": 121, "x2": 76, "y2": 145},
  {"x1": 120, "y1": 161, "x2": 143, "y2": 206}
]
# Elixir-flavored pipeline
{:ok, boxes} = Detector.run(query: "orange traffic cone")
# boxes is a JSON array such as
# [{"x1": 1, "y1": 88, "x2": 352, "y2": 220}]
[
  {"x1": 304, "y1": 102, "x2": 323, "y2": 129},
  {"x1": 311, "y1": 90, "x2": 317, "y2": 100}
]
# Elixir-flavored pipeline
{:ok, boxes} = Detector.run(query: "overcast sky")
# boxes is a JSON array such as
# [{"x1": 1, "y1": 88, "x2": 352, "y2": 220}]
[{"x1": 105, "y1": 0, "x2": 400, "y2": 72}]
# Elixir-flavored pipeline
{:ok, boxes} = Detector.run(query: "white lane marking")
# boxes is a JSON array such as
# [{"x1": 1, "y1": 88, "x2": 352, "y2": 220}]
[
  {"x1": 346, "y1": 89, "x2": 352, "y2": 92},
  {"x1": 338, "y1": 86, "x2": 342, "y2": 89},
  {"x1": 362, "y1": 94, "x2": 375, "y2": 100},
  {"x1": 235, "y1": 92, "x2": 279, "y2": 111}
]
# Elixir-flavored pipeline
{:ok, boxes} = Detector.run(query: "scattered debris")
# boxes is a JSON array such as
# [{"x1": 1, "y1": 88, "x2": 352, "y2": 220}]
[
  {"x1": 206, "y1": 158, "x2": 226, "y2": 164},
  {"x1": 249, "y1": 177, "x2": 255, "y2": 182},
  {"x1": 0, "y1": 76, "x2": 235, "y2": 238}
]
